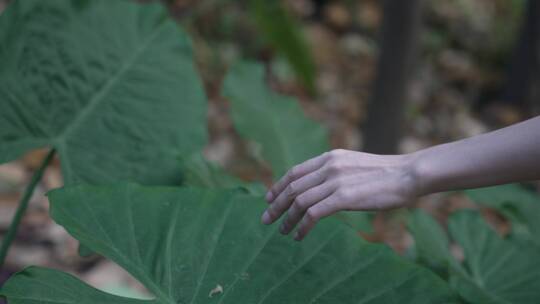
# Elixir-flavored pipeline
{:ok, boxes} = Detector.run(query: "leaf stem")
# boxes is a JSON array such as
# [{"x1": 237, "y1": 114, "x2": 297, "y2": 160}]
[{"x1": 0, "y1": 149, "x2": 56, "y2": 268}]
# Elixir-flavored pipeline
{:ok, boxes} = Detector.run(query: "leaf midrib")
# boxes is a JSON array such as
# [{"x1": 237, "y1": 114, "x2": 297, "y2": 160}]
[{"x1": 56, "y1": 22, "x2": 166, "y2": 143}]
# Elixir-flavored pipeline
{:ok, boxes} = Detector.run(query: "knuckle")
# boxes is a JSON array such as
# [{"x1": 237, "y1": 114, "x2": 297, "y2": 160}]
[
  {"x1": 289, "y1": 166, "x2": 300, "y2": 180},
  {"x1": 328, "y1": 149, "x2": 345, "y2": 158},
  {"x1": 335, "y1": 189, "x2": 351, "y2": 201},
  {"x1": 266, "y1": 207, "x2": 277, "y2": 219},
  {"x1": 286, "y1": 183, "x2": 297, "y2": 196},
  {"x1": 305, "y1": 208, "x2": 319, "y2": 221},
  {"x1": 325, "y1": 160, "x2": 341, "y2": 173},
  {"x1": 292, "y1": 197, "x2": 306, "y2": 211}
]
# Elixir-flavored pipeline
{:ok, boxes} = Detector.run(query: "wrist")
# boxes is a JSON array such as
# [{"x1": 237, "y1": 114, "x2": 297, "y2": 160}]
[{"x1": 407, "y1": 148, "x2": 438, "y2": 197}]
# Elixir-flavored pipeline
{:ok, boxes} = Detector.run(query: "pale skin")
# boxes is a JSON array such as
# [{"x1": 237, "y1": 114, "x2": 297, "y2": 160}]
[{"x1": 262, "y1": 116, "x2": 540, "y2": 241}]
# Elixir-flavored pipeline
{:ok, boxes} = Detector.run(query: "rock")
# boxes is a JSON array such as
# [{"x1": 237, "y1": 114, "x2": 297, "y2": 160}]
[
  {"x1": 0, "y1": 163, "x2": 27, "y2": 193},
  {"x1": 340, "y1": 34, "x2": 374, "y2": 57},
  {"x1": 285, "y1": 0, "x2": 314, "y2": 18},
  {"x1": 82, "y1": 260, "x2": 151, "y2": 298},
  {"x1": 453, "y1": 111, "x2": 487, "y2": 138},
  {"x1": 305, "y1": 24, "x2": 340, "y2": 67},
  {"x1": 355, "y1": 1, "x2": 381, "y2": 31},
  {"x1": 399, "y1": 136, "x2": 431, "y2": 154},
  {"x1": 437, "y1": 49, "x2": 479, "y2": 84},
  {"x1": 323, "y1": 2, "x2": 351, "y2": 31}
]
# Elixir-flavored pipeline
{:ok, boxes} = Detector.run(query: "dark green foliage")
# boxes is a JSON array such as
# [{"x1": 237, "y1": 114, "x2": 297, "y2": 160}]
[
  {"x1": 1, "y1": 183, "x2": 456, "y2": 303},
  {"x1": 248, "y1": 0, "x2": 316, "y2": 92},
  {"x1": 223, "y1": 62, "x2": 328, "y2": 179},
  {"x1": 0, "y1": 0, "x2": 207, "y2": 185},
  {"x1": 409, "y1": 208, "x2": 540, "y2": 304}
]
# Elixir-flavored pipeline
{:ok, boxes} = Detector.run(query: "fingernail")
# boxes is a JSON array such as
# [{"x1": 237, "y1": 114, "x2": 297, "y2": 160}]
[
  {"x1": 261, "y1": 211, "x2": 271, "y2": 224},
  {"x1": 265, "y1": 191, "x2": 273, "y2": 202}
]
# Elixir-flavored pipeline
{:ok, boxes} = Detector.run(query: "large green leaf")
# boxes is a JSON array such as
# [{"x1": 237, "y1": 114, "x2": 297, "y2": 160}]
[
  {"x1": 179, "y1": 152, "x2": 266, "y2": 195},
  {"x1": 222, "y1": 62, "x2": 370, "y2": 232},
  {"x1": 248, "y1": 0, "x2": 316, "y2": 92},
  {"x1": 0, "y1": 0, "x2": 207, "y2": 185},
  {"x1": 409, "y1": 209, "x2": 540, "y2": 304},
  {"x1": 448, "y1": 210, "x2": 540, "y2": 304},
  {"x1": 1, "y1": 183, "x2": 456, "y2": 303},
  {"x1": 407, "y1": 210, "x2": 458, "y2": 275},
  {"x1": 466, "y1": 184, "x2": 540, "y2": 245},
  {"x1": 223, "y1": 62, "x2": 327, "y2": 179}
]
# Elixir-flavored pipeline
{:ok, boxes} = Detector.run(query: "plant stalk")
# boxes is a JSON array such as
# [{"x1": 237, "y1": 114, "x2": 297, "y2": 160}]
[{"x1": 0, "y1": 149, "x2": 56, "y2": 269}]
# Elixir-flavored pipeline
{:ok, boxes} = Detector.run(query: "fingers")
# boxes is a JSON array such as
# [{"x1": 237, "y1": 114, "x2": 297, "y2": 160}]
[
  {"x1": 294, "y1": 196, "x2": 342, "y2": 241},
  {"x1": 265, "y1": 153, "x2": 328, "y2": 202},
  {"x1": 261, "y1": 169, "x2": 326, "y2": 225},
  {"x1": 279, "y1": 183, "x2": 334, "y2": 235}
]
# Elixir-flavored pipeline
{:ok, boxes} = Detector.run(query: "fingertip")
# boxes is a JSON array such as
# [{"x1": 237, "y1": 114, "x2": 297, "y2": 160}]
[
  {"x1": 293, "y1": 231, "x2": 301, "y2": 241},
  {"x1": 261, "y1": 211, "x2": 271, "y2": 225},
  {"x1": 265, "y1": 191, "x2": 274, "y2": 202}
]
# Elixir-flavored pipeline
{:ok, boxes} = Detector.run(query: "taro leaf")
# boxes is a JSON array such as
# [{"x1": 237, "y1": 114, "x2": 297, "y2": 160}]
[
  {"x1": 0, "y1": 0, "x2": 207, "y2": 185},
  {"x1": 1, "y1": 183, "x2": 456, "y2": 303},
  {"x1": 223, "y1": 62, "x2": 327, "y2": 179},
  {"x1": 223, "y1": 62, "x2": 370, "y2": 232},
  {"x1": 179, "y1": 152, "x2": 266, "y2": 195},
  {"x1": 407, "y1": 210, "x2": 458, "y2": 275},
  {"x1": 448, "y1": 210, "x2": 540, "y2": 304},
  {"x1": 465, "y1": 184, "x2": 540, "y2": 245},
  {"x1": 248, "y1": 0, "x2": 316, "y2": 92}
]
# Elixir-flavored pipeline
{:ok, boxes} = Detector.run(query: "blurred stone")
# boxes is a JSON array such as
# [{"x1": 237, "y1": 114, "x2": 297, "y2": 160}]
[
  {"x1": 324, "y1": 3, "x2": 351, "y2": 31},
  {"x1": 355, "y1": 1, "x2": 381, "y2": 31},
  {"x1": 6, "y1": 244, "x2": 50, "y2": 268},
  {"x1": 305, "y1": 24, "x2": 340, "y2": 67},
  {"x1": 82, "y1": 260, "x2": 151, "y2": 297},
  {"x1": 340, "y1": 34, "x2": 374, "y2": 57},
  {"x1": 43, "y1": 166, "x2": 63, "y2": 190},
  {"x1": 21, "y1": 149, "x2": 50, "y2": 170},
  {"x1": 204, "y1": 135, "x2": 235, "y2": 166},
  {"x1": 453, "y1": 111, "x2": 487, "y2": 138},
  {"x1": 484, "y1": 104, "x2": 524, "y2": 126},
  {"x1": 0, "y1": 196, "x2": 17, "y2": 229},
  {"x1": 399, "y1": 136, "x2": 431, "y2": 154},
  {"x1": 285, "y1": 0, "x2": 314, "y2": 18},
  {"x1": 437, "y1": 49, "x2": 479, "y2": 83},
  {"x1": 342, "y1": 126, "x2": 362, "y2": 151},
  {"x1": 0, "y1": 163, "x2": 26, "y2": 193}
]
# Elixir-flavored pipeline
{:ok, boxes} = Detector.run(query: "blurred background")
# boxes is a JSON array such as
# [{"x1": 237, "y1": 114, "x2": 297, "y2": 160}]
[{"x1": 0, "y1": 0, "x2": 539, "y2": 298}]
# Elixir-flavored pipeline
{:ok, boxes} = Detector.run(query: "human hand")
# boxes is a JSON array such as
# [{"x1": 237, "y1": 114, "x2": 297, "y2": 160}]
[{"x1": 262, "y1": 149, "x2": 419, "y2": 241}]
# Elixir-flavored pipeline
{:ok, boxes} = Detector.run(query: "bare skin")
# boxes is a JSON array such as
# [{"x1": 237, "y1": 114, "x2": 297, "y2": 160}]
[{"x1": 262, "y1": 116, "x2": 540, "y2": 241}]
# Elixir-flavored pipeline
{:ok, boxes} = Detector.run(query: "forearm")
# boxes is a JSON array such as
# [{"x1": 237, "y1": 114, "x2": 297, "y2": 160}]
[{"x1": 411, "y1": 116, "x2": 540, "y2": 195}]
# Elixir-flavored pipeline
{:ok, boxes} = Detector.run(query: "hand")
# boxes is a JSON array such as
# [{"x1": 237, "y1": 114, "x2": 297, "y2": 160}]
[{"x1": 262, "y1": 149, "x2": 419, "y2": 241}]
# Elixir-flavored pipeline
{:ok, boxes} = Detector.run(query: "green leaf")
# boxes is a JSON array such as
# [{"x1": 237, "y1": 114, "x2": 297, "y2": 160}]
[
  {"x1": 448, "y1": 210, "x2": 540, "y2": 304},
  {"x1": 466, "y1": 184, "x2": 540, "y2": 245},
  {"x1": 1, "y1": 183, "x2": 456, "y2": 303},
  {"x1": 407, "y1": 210, "x2": 458, "y2": 275},
  {"x1": 248, "y1": 0, "x2": 316, "y2": 92},
  {"x1": 0, "y1": 0, "x2": 207, "y2": 185},
  {"x1": 223, "y1": 62, "x2": 328, "y2": 179},
  {"x1": 179, "y1": 152, "x2": 266, "y2": 195}
]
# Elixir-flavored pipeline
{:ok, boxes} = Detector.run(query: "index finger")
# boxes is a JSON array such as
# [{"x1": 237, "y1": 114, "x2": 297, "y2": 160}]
[{"x1": 266, "y1": 152, "x2": 328, "y2": 202}]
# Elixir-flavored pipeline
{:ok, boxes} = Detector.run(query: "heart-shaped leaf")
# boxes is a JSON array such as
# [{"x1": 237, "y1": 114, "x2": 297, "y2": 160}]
[
  {"x1": 449, "y1": 210, "x2": 540, "y2": 304},
  {"x1": 409, "y1": 209, "x2": 540, "y2": 304},
  {"x1": 179, "y1": 152, "x2": 266, "y2": 195},
  {"x1": 1, "y1": 183, "x2": 455, "y2": 303},
  {"x1": 0, "y1": 0, "x2": 207, "y2": 185},
  {"x1": 466, "y1": 184, "x2": 540, "y2": 246},
  {"x1": 248, "y1": 0, "x2": 316, "y2": 92},
  {"x1": 223, "y1": 62, "x2": 327, "y2": 179},
  {"x1": 407, "y1": 210, "x2": 458, "y2": 275}
]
